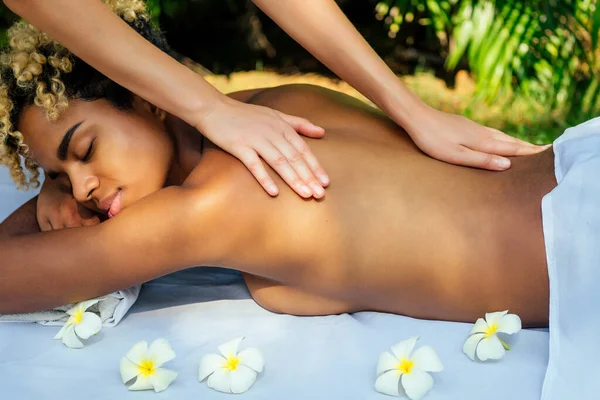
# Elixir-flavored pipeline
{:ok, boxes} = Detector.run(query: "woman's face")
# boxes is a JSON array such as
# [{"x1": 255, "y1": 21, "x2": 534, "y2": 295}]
[{"x1": 18, "y1": 97, "x2": 174, "y2": 218}]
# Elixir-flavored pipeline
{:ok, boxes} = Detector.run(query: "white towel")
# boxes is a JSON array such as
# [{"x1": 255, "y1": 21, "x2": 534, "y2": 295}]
[
  {"x1": 541, "y1": 116, "x2": 600, "y2": 400},
  {"x1": 0, "y1": 286, "x2": 141, "y2": 327}
]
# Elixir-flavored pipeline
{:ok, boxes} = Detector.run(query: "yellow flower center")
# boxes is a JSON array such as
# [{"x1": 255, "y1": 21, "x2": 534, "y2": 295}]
[
  {"x1": 137, "y1": 359, "x2": 156, "y2": 377},
  {"x1": 223, "y1": 356, "x2": 240, "y2": 372},
  {"x1": 73, "y1": 309, "x2": 84, "y2": 324},
  {"x1": 396, "y1": 359, "x2": 414, "y2": 375},
  {"x1": 486, "y1": 323, "x2": 499, "y2": 338}
]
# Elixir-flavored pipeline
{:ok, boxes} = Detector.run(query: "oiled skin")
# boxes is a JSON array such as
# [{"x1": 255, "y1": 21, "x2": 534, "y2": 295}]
[
  {"x1": 184, "y1": 85, "x2": 556, "y2": 327},
  {"x1": 0, "y1": 85, "x2": 555, "y2": 327}
]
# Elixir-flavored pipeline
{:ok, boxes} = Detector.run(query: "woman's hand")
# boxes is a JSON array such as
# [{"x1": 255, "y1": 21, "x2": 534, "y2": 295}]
[
  {"x1": 36, "y1": 176, "x2": 101, "y2": 231},
  {"x1": 196, "y1": 97, "x2": 330, "y2": 199},
  {"x1": 401, "y1": 105, "x2": 549, "y2": 171}
]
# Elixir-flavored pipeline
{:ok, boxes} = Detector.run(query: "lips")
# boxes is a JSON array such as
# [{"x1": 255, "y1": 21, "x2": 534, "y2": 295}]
[{"x1": 100, "y1": 190, "x2": 123, "y2": 218}]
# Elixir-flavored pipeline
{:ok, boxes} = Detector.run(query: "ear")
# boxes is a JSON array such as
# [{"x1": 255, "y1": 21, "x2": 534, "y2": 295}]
[{"x1": 132, "y1": 95, "x2": 166, "y2": 122}]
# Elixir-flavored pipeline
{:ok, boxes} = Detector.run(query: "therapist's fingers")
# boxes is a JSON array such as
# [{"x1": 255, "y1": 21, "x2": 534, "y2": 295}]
[
  {"x1": 282, "y1": 127, "x2": 330, "y2": 188},
  {"x1": 254, "y1": 141, "x2": 316, "y2": 199},
  {"x1": 278, "y1": 111, "x2": 325, "y2": 139},
  {"x1": 236, "y1": 147, "x2": 280, "y2": 196},
  {"x1": 487, "y1": 129, "x2": 546, "y2": 149},
  {"x1": 450, "y1": 145, "x2": 512, "y2": 171},
  {"x1": 275, "y1": 135, "x2": 325, "y2": 198},
  {"x1": 472, "y1": 137, "x2": 545, "y2": 157}
]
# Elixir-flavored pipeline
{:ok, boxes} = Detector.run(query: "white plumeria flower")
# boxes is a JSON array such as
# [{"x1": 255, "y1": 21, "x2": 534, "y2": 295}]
[
  {"x1": 375, "y1": 336, "x2": 443, "y2": 400},
  {"x1": 463, "y1": 310, "x2": 522, "y2": 361},
  {"x1": 120, "y1": 339, "x2": 178, "y2": 392},
  {"x1": 53, "y1": 298, "x2": 103, "y2": 348},
  {"x1": 199, "y1": 337, "x2": 265, "y2": 394}
]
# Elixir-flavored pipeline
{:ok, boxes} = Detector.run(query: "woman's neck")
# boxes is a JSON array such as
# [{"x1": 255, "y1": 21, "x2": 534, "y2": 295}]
[{"x1": 163, "y1": 114, "x2": 206, "y2": 186}]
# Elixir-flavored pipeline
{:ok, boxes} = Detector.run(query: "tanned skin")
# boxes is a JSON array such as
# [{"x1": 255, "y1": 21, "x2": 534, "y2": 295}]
[{"x1": 0, "y1": 85, "x2": 556, "y2": 327}]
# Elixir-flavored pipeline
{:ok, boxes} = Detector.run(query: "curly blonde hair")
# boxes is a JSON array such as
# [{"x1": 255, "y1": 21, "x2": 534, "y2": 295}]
[{"x1": 0, "y1": 0, "x2": 169, "y2": 189}]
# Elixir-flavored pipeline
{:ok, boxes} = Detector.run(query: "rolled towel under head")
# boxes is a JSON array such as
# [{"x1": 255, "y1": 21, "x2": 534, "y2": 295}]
[{"x1": 0, "y1": 286, "x2": 141, "y2": 327}]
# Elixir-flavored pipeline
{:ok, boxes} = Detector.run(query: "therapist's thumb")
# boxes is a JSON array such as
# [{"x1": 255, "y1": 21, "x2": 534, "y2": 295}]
[{"x1": 278, "y1": 112, "x2": 325, "y2": 139}]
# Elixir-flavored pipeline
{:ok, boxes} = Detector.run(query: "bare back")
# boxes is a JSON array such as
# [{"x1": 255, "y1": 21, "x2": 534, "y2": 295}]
[{"x1": 184, "y1": 85, "x2": 556, "y2": 326}]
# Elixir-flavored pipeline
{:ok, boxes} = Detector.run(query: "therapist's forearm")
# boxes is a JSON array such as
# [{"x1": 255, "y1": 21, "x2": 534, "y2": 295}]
[
  {"x1": 3, "y1": 0, "x2": 223, "y2": 127},
  {"x1": 252, "y1": 0, "x2": 427, "y2": 124}
]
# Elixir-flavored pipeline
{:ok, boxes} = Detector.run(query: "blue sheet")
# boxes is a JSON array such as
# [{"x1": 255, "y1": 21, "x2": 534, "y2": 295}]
[{"x1": 0, "y1": 267, "x2": 548, "y2": 399}]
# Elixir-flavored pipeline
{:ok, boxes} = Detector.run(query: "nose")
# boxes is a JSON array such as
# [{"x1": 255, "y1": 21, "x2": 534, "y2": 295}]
[{"x1": 70, "y1": 171, "x2": 99, "y2": 204}]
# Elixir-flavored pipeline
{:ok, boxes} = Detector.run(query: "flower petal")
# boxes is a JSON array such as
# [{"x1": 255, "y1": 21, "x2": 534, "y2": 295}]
[
  {"x1": 199, "y1": 353, "x2": 227, "y2": 382},
  {"x1": 120, "y1": 357, "x2": 140, "y2": 384},
  {"x1": 218, "y1": 337, "x2": 244, "y2": 359},
  {"x1": 485, "y1": 310, "x2": 509, "y2": 326},
  {"x1": 463, "y1": 333, "x2": 485, "y2": 361},
  {"x1": 401, "y1": 368, "x2": 434, "y2": 400},
  {"x1": 375, "y1": 369, "x2": 401, "y2": 397},
  {"x1": 73, "y1": 312, "x2": 102, "y2": 339},
  {"x1": 65, "y1": 304, "x2": 83, "y2": 317},
  {"x1": 411, "y1": 346, "x2": 443, "y2": 372},
  {"x1": 127, "y1": 375, "x2": 154, "y2": 391},
  {"x1": 147, "y1": 338, "x2": 176, "y2": 368},
  {"x1": 469, "y1": 318, "x2": 489, "y2": 335},
  {"x1": 376, "y1": 351, "x2": 399, "y2": 377},
  {"x1": 53, "y1": 321, "x2": 71, "y2": 340},
  {"x1": 126, "y1": 341, "x2": 149, "y2": 365},
  {"x1": 230, "y1": 365, "x2": 258, "y2": 394},
  {"x1": 207, "y1": 367, "x2": 232, "y2": 393},
  {"x1": 476, "y1": 335, "x2": 505, "y2": 361},
  {"x1": 391, "y1": 336, "x2": 419, "y2": 360},
  {"x1": 150, "y1": 368, "x2": 178, "y2": 393},
  {"x1": 498, "y1": 313, "x2": 522, "y2": 335},
  {"x1": 61, "y1": 324, "x2": 83, "y2": 349},
  {"x1": 237, "y1": 347, "x2": 264, "y2": 373}
]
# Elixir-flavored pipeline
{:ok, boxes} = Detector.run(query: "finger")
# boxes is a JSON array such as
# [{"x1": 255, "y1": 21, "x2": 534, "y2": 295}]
[
  {"x1": 278, "y1": 112, "x2": 325, "y2": 139},
  {"x1": 449, "y1": 147, "x2": 512, "y2": 171},
  {"x1": 253, "y1": 141, "x2": 314, "y2": 199},
  {"x1": 283, "y1": 128, "x2": 330, "y2": 187},
  {"x1": 60, "y1": 206, "x2": 82, "y2": 228},
  {"x1": 261, "y1": 134, "x2": 325, "y2": 199},
  {"x1": 473, "y1": 137, "x2": 544, "y2": 157},
  {"x1": 264, "y1": 134, "x2": 325, "y2": 198},
  {"x1": 236, "y1": 147, "x2": 280, "y2": 197},
  {"x1": 63, "y1": 219, "x2": 83, "y2": 229},
  {"x1": 39, "y1": 218, "x2": 53, "y2": 232},
  {"x1": 488, "y1": 129, "x2": 543, "y2": 148},
  {"x1": 81, "y1": 216, "x2": 101, "y2": 227}
]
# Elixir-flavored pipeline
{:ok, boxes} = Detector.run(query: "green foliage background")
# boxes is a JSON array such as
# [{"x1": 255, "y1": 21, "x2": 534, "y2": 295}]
[{"x1": 375, "y1": 0, "x2": 600, "y2": 131}]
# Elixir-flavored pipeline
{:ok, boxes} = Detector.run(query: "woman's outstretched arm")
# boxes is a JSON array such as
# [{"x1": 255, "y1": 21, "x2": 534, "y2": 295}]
[
  {"x1": 0, "y1": 186, "x2": 221, "y2": 314},
  {"x1": 0, "y1": 197, "x2": 40, "y2": 239},
  {"x1": 3, "y1": 0, "x2": 328, "y2": 199}
]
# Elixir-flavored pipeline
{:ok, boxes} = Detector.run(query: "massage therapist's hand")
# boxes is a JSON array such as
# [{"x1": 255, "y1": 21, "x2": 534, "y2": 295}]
[
  {"x1": 402, "y1": 104, "x2": 548, "y2": 171},
  {"x1": 36, "y1": 176, "x2": 101, "y2": 231},
  {"x1": 196, "y1": 96, "x2": 329, "y2": 199}
]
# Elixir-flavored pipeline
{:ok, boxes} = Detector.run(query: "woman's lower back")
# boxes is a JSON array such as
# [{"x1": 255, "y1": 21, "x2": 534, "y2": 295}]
[{"x1": 198, "y1": 85, "x2": 556, "y2": 327}]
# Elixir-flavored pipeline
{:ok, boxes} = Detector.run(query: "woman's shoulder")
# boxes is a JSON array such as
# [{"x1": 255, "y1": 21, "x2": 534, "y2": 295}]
[{"x1": 182, "y1": 148, "x2": 268, "y2": 209}]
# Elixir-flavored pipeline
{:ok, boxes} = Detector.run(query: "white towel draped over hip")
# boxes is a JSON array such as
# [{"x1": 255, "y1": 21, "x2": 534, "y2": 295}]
[{"x1": 541, "y1": 116, "x2": 600, "y2": 400}]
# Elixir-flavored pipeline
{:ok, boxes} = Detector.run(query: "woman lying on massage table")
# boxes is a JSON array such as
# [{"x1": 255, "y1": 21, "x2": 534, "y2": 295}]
[{"x1": 0, "y1": 24, "x2": 555, "y2": 330}]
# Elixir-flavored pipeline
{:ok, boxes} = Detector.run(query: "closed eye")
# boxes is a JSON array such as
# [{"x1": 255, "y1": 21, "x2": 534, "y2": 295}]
[{"x1": 81, "y1": 138, "x2": 95, "y2": 162}]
